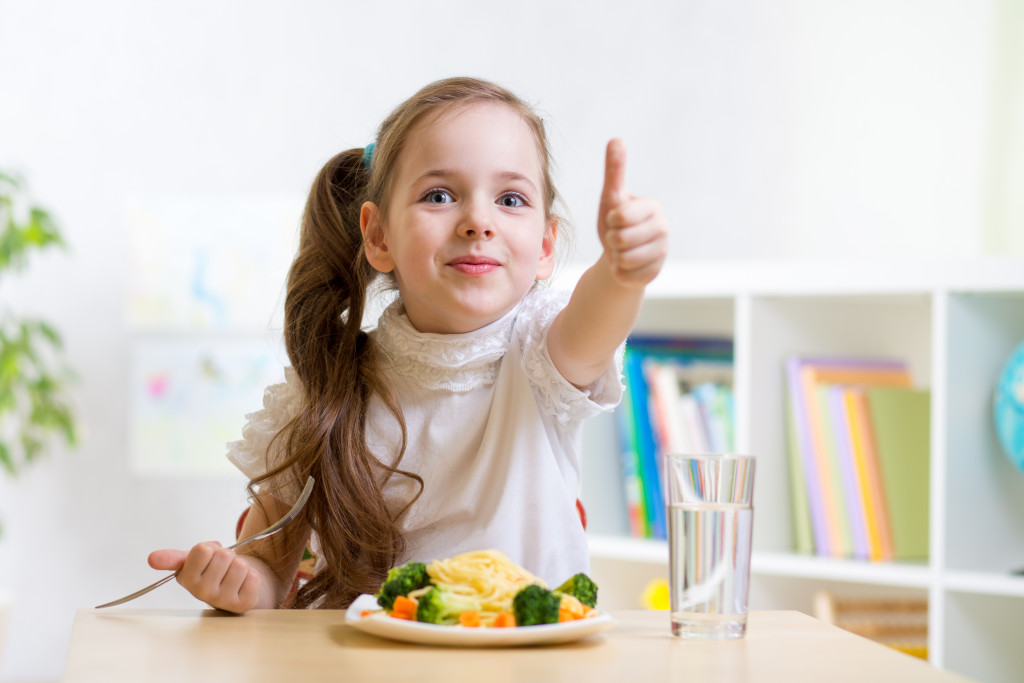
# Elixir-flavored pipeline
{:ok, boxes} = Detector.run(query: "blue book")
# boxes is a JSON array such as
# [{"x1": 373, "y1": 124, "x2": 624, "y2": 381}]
[
  {"x1": 624, "y1": 347, "x2": 665, "y2": 538},
  {"x1": 619, "y1": 336, "x2": 735, "y2": 539}
]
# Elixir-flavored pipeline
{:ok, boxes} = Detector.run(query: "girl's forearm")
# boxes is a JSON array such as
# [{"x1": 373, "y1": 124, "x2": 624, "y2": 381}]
[
  {"x1": 241, "y1": 551, "x2": 297, "y2": 608},
  {"x1": 547, "y1": 257, "x2": 645, "y2": 388}
]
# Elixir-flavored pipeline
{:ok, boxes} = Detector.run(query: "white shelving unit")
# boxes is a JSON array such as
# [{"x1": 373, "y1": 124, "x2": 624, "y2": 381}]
[{"x1": 565, "y1": 258, "x2": 1024, "y2": 683}]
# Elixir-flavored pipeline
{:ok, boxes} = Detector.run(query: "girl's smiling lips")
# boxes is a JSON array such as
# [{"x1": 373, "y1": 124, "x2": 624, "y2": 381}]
[{"x1": 448, "y1": 255, "x2": 501, "y2": 275}]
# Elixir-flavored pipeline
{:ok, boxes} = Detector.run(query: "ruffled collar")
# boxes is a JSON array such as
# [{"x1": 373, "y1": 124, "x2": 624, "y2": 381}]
[{"x1": 372, "y1": 299, "x2": 520, "y2": 392}]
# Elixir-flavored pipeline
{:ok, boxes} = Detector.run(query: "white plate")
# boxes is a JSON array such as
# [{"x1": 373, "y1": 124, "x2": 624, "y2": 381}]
[{"x1": 344, "y1": 594, "x2": 616, "y2": 647}]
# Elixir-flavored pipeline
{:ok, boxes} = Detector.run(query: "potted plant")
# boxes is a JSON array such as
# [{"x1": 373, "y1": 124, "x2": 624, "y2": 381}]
[{"x1": 0, "y1": 169, "x2": 78, "y2": 659}]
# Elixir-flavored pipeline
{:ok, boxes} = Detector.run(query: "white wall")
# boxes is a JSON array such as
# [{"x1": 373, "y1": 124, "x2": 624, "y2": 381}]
[{"x1": 0, "y1": 0, "x2": 1014, "y2": 679}]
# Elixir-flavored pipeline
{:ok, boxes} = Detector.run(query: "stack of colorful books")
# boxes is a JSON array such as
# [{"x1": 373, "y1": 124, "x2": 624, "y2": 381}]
[
  {"x1": 616, "y1": 335, "x2": 734, "y2": 539},
  {"x1": 785, "y1": 356, "x2": 930, "y2": 560}
]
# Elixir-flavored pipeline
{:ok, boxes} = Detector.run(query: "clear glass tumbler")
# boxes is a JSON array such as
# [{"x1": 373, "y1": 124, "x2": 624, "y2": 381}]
[{"x1": 665, "y1": 453, "x2": 756, "y2": 639}]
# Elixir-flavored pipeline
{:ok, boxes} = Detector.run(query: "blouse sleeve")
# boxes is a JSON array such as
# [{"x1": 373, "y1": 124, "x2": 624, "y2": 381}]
[
  {"x1": 517, "y1": 287, "x2": 626, "y2": 425},
  {"x1": 225, "y1": 366, "x2": 304, "y2": 503}
]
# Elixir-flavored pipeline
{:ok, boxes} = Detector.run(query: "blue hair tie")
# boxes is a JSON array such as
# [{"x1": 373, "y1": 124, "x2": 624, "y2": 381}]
[{"x1": 362, "y1": 142, "x2": 375, "y2": 170}]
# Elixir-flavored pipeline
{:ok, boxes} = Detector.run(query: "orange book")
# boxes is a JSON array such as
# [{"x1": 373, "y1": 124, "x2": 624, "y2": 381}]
[{"x1": 844, "y1": 388, "x2": 894, "y2": 561}]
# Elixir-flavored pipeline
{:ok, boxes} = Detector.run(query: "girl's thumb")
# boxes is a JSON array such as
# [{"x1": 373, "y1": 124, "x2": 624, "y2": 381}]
[{"x1": 147, "y1": 548, "x2": 188, "y2": 571}]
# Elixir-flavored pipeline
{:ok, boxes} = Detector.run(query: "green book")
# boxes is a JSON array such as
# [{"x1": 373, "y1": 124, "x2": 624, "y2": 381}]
[
  {"x1": 785, "y1": 394, "x2": 815, "y2": 554},
  {"x1": 866, "y1": 387, "x2": 931, "y2": 560}
]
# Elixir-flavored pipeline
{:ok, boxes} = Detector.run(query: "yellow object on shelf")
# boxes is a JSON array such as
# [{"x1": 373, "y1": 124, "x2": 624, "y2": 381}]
[{"x1": 642, "y1": 579, "x2": 670, "y2": 611}]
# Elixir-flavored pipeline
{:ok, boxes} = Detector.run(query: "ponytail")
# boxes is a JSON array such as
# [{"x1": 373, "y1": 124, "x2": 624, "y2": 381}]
[{"x1": 252, "y1": 148, "x2": 420, "y2": 609}]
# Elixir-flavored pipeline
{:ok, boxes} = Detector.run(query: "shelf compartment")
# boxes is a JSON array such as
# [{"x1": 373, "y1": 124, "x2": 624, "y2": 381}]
[
  {"x1": 943, "y1": 292, "x2": 1024, "y2": 573},
  {"x1": 943, "y1": 592, "x2": 1024, "y2": 683},
  {"x1": 746, "y1": 294, "x2": 933, "y2": 558}
]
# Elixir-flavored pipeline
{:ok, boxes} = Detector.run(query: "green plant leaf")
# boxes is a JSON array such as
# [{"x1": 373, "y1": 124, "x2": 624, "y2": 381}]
[
  {"x1": 0, "y1": 441, "x2": 13, "y2": 476},
  {"x1": 34, "y1": 320, "x2": 63, "y2": 348},
  {"x1": 0, "y1": 168, "x2": 78, "y2": 497}
]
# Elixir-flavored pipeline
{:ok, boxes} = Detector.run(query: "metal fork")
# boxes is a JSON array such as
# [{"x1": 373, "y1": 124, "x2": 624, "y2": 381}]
[{"x1": 95, "y1": 476, "x2": 315, "y2": 609}]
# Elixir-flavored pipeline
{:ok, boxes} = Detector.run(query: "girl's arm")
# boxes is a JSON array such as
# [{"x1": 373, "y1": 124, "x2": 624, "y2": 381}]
[
  {"x1": 147, "y1": 492, "x2": 310, "y2": 613},
  {"x1": 546, "y1": 139, "x2": 668, "y2": 388}
]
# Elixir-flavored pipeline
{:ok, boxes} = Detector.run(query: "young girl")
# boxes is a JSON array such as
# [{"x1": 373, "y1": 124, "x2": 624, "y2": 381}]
[{"x1": 148, "y1": 77, "x2": 668, "y2": 613}]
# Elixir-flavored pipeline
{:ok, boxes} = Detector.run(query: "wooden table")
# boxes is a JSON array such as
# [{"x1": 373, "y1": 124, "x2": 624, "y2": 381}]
[{"x1": 62, "y1": 609, "x2": 974, "y2": 682}]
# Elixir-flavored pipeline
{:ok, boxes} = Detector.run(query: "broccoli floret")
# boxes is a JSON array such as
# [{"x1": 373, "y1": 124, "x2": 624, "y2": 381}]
[
  {"x1": 512, "y1": 584, "x2": 561, "y2": 626},
  {"x1": 555, "y1": 572, "x2": 598, "y2": 608},
  {"x1": 375, "y1": 561, "x2": 431, "y2": 610},
  {"x1": 415, "y1": 586, "x2": 466, "y2": 625}
]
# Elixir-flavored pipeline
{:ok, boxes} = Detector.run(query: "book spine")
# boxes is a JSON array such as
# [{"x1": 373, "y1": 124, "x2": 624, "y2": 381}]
[
  {"x1": 829, "y1": 385, "x2": 870, "y2": 560},
  {"x1": 616, "y1": 348, "x2": 648, "y2": 538},
  {"x1": 786, "y1": 357, "x2": 831, "y2": 556},
  {"x1": 625, "y1": 349, "x2": 666, "y2": 539},
  {"x1": 848, "y1": 388, "x2": 894, "y2": 560}
]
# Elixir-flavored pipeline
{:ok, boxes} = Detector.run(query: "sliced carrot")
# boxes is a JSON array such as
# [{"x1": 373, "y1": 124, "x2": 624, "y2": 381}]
[
  {"x1": 582, "y1": 606, "x2": 598, "y2": 619},
  {"x1": 559, "y1": 608, "x2": 577, "y2": 623},
  {"x1": 391, "y1": 595, "x2": 418, "y2": 620},
  {"x1": 390, "y1": 612, "x2": 412, "y2": 620},
  {"x1": 493, "y1": 612, "x2": 516, "y2": 628},
  {"x1": 360, "y1": 610, "x2": 373, "y2": 618},
  {"x1": 458, "y1": 610, "x2": 481, "y2": 627}
]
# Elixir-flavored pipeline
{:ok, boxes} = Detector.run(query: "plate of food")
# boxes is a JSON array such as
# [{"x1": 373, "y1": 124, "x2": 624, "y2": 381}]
[{"x1": 344, "y1": 549, "x2": 615, "y2": 647}]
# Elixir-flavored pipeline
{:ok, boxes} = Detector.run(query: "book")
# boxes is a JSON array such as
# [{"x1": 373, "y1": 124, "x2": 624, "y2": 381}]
[
  {"x1": 813, "y1": 383, "x2": 855, "y2": 557},
  {"x1": 617, "y1": 337, "x2": 733, "y2": 538},
  {"x1": 787, "y1": 357, "x2": 911, "y2": 557},
  {"x1": 693, "y1": 381, "x2": 733, "y2": 452},
  {"x1": 845, "y1": 388, "x2": 895, "y2": 561},
  {"x1": 867, "y1": 387, "x2": 931, "y2": 560},
  {"x1": 785, "y1": 377, "x2": 815, "y2": 555},
  {"x1": 614, "y1": 350, "x2": 648, "y2": 538},
  {"x1": 825, "y1": 385, "x2": 870, "y2": 560},
  {"x1": 785, "y1": 357, "x2": 828, "y2": 556}
]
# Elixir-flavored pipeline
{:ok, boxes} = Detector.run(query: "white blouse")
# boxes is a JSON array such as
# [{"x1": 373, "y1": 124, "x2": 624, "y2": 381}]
[{"x1": 226, "y1": 286, "x2": 624, "y2": 587}]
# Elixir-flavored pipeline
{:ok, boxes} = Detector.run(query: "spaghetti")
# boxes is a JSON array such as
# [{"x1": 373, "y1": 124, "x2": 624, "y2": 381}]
[{"x1": 404, "y1": 549, "x2": 589, "y2": 627}]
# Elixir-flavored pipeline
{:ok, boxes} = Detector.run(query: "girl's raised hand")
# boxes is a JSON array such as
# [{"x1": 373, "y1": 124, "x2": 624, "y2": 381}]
[
  {"x1": 148, "y1": 542, "x2": 262, "y2": 614},
  {"x1": 597, "y1": 139, "x2": 668, "y2": 288}
]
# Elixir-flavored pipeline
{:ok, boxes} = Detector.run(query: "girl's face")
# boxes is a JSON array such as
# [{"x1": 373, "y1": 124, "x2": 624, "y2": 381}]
[{"x1": 361, "y1": 102, "x2": 557, "y2": 334}]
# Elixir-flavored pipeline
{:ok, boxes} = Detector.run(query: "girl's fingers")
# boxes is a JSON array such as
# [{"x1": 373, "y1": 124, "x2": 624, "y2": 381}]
[
  {"x1": 202, "y1": 547, "x2": 237, "y2": 588},
  {"x1": 176, "y1": 542, "x2": 217, "y2": 586},
  {"x1": 236, "y1": 569, "x2": 262, "y2": 609},
  {"x1": 602, "y1": 214, "x2": 668, "y2": 254},
  {"x1": 219, "y1": 555, "x2": 251, "y2": 597},
  {"x1": 609, "y1": 237, "x2": 668, "y2": 274},
  {"x1": 605, "y1": 196, "x2": 660, "y2": 230}
]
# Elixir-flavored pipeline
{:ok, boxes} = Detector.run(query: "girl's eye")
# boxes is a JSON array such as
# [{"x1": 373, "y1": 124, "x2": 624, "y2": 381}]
[
  {"x1": 498, "y1": 193, "x2": 526, "y2": 208},
  {"x1": 425, "y1": 190, "x2": 453, "y2": 204}
]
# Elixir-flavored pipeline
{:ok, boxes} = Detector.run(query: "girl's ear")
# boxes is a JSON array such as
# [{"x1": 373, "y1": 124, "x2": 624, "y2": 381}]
[
  {"x1": 360, "y1": 201, "x2": 395, "y2": 273},
  {"x1": 536, "y1": 216, "x2": 558, "y2": 281}
]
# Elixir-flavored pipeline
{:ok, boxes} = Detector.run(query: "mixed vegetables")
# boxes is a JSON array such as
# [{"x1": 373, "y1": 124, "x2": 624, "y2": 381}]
[{"x1": 364, "y1": 560, "x2": 600, "y2": 628}]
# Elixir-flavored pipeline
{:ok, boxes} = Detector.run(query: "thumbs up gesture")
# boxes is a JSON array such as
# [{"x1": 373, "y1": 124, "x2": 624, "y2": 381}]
[{"x1": 597, "y1": 139, "x2": 668, "y2": 287}]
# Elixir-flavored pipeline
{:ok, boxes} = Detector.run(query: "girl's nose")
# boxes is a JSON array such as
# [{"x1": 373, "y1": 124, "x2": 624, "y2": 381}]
[{"x1": 457, "y1": 202, "x2": 494, "y2": 239}]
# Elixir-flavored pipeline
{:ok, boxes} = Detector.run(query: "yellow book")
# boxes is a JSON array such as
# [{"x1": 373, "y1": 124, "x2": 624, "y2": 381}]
[{"x1": 844, "y1": 388, "x2": 893, "y2": 561}]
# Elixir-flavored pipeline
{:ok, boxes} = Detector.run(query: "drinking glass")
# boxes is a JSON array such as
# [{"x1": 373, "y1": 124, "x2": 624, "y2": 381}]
[{"x1": 665, "y1": 453, "x2": 755, "y2": 639}]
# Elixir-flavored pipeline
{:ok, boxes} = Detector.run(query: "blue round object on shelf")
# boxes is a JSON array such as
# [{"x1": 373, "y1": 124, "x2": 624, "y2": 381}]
[{"x1": 994, "y1": 340, "x2": 1024, "y2": 473}]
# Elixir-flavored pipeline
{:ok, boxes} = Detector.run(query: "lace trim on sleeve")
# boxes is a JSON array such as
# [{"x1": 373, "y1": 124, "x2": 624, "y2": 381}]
[
  {"x1": 518, "y1": 287, "x2": 626, "y2": 425},
  {"x1": 225, "y1": 366, "x2": 304, "y2": 500}
]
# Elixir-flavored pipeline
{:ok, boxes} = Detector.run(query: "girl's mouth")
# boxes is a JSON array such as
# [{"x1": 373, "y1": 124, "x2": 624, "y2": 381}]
[{"x1": 449, "y1": 256, "x2": 500, "y2": 275}]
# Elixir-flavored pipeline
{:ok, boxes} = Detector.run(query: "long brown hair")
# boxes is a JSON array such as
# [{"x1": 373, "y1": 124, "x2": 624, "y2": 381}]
[{"x1": 251, "y1": 77, "x2": 565, "y2": 609}]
